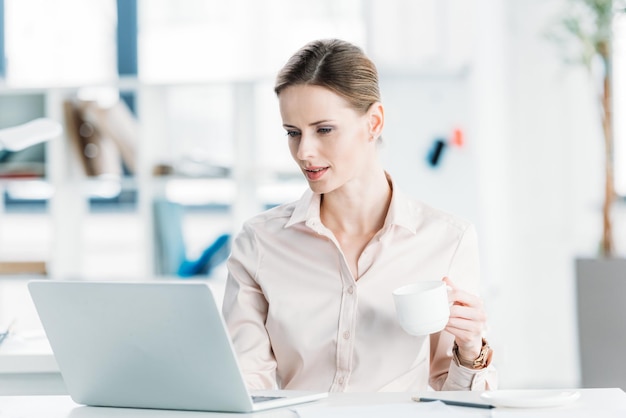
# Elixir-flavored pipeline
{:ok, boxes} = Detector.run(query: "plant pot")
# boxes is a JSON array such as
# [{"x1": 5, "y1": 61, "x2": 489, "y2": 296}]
[{"x1": 576, "y1": 257, "x2": 626, "y2": 389}]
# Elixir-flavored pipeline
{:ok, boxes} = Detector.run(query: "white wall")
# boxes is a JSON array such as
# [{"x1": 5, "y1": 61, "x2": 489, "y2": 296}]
[
  {"x1": 470, "y1": 0, "x2": 625, "y2": 389},
  {"x1": 467, "y1": 0, "x2": 591, "y2": 389},
  {"x1": 381, "y1": 0, "x2": 624, "y2": 389}
]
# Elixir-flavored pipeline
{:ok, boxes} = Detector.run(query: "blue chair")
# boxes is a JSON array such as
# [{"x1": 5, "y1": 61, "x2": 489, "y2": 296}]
[{"x1": 152, "y1": 198, "x2": 230, "y2": 278}]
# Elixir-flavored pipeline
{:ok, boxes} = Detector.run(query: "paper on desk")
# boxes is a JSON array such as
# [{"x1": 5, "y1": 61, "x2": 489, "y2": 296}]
[
  {"x1": 492, "y1": 408, "x2": 626, "y2": 418},
  {"x1": 294, "y1": 400, "x2": 484, "y2": 418},
  {"x1": 0, "y1": 329, "x2": 51, "y2": 353}
]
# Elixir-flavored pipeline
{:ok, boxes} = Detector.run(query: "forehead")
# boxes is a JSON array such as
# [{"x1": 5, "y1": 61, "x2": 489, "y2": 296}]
[{"x1": 278, "y1": 84, "x2": 355, "y2": 122}]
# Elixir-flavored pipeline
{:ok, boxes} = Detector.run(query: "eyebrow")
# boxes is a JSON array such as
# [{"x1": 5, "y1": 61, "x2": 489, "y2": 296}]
[{"x1": 283, "y1": 120, "x2": 335, "y2": 129}]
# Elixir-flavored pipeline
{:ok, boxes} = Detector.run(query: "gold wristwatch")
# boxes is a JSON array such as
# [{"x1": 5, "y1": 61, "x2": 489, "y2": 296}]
[{"x1": 452, "y1": 338, "x2": 493, "y2": 370}]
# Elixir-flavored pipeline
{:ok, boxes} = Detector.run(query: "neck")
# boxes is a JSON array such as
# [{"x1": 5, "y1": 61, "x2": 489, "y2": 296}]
[{"x1": 320, "y1": 167, "x2": 392, "y2": 236}]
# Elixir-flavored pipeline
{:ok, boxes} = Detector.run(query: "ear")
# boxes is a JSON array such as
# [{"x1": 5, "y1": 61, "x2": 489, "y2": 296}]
[{"x1": 367, "y1": 102, "x2": 384, "y2": 141}]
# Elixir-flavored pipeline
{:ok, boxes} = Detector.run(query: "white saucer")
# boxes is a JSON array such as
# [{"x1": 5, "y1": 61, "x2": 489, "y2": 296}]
[{"x1": 480, "y1": 390, "x2": 581, "y2": 408}]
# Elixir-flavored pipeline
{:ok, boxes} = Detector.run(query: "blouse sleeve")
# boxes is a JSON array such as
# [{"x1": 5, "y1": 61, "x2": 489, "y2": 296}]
[
  {"x1": 428, "y1": 224, "x2": 498, "y2": 391},
  {"x1": 222, "y1": 222, "x2": 278, "y2": 390}
]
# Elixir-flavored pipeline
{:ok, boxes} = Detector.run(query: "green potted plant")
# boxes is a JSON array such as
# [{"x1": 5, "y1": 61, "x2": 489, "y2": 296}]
[{"x1": 548, "y1": 0, "x2": 626, "y2": 389}]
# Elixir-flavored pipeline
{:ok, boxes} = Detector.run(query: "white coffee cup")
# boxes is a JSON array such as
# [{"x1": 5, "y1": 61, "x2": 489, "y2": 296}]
[{"x1": 392, "y1": 281, "x2": 450, "y2": 336}]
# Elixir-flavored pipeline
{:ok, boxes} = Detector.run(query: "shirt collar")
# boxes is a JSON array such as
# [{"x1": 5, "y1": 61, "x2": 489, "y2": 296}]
[
  {"x1": 285, "y1": 173, "x2": 419, "y2": 234},
  {"x1": 285, "y1": 188, "x2": 321, "y2": 229},
  {"x1": 383, "y1": 174, "x2": 418, "y2": 234}
]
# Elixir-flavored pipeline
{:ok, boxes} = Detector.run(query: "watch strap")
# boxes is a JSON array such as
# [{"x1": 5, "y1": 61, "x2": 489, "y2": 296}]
[{"x1": 452, "y1": 338, "x2": 493, "y2": 370}]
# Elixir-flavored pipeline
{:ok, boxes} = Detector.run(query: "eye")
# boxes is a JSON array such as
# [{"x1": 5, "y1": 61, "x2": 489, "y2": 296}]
[
  {"x1": 285, "y1": 130, "x2": 300, "y2": 138},
  {"x1": 317, "y1": 127, "x2": 332, "y2": 135}
]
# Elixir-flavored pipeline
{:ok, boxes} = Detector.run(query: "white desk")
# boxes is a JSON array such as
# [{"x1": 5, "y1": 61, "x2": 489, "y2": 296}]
[
  {"x1": 0, "y1": 331, "x2": 65, "y2": 395},
  {"x1": 0, "y1": 389, "x2": 624, "y2": 417},
  {"x1": 0, "y1": 276, "x2": 65, "y2": 394}
]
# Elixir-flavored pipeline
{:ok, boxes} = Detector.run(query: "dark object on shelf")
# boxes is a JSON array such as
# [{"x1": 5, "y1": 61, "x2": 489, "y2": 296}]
[
  {"x1": 153, "y1": 198, "x2": 230, "y2": 277},
  {"x1": 0, "y1": 144, "x2": 46, "y2": 179},
  {"x1": 63, "y1": 100, "x2": 123, "y2": 177},
  {"x1": 177, "y1": 233, "x2": 231, "y2": 277},
  {"x1": 0, "y1": 118, "x2": 55, "y2": 178},
  {"x1": 79, "y1": 99, "x2": 138, "y2": 174},
  {"x1": 426, "y1": 138, "x2": 447, "y2": 167}
]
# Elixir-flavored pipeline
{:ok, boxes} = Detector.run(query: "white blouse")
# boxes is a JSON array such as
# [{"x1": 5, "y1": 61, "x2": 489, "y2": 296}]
[{"x1": 222, "y1": 179, "x2": 497, "y2": 392}]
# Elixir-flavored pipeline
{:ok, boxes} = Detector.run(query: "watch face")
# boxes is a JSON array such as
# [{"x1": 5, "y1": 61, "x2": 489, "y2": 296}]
[{"x1": 476, "y1": 345, "x2": 493, "y2": 368}]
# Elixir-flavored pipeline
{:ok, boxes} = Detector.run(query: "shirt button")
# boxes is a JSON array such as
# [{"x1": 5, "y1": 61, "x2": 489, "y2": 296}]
[
  {"x1": 343, "y1": 331, "x2": 350, "y2": 340},
  {"x1": 347, "y1": 286, "x2": 354, "y2": 294}
]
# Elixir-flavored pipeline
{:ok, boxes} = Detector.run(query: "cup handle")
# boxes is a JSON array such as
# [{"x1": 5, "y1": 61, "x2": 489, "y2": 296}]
[{"x1": 445, "y1": 285, "x2": 454, "y2": 307}]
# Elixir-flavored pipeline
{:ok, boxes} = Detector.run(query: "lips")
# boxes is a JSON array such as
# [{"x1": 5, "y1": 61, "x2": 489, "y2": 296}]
[{"x1": 304, "y1": 166, "x2": 328, "y2": 181}]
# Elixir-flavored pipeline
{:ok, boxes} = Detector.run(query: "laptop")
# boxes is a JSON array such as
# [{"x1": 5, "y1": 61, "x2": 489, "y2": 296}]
[{"x1": 28, "y1": 280, "x2": 327, "y2": 413}]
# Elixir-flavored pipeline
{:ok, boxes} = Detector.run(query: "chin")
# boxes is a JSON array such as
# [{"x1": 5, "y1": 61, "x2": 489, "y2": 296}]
[
  {"x1": 307, "y1": 180, "x2": 339, "y2": 196},
  {"x1": 307, "y1": 183, "x2": 326, "y2": 194}
]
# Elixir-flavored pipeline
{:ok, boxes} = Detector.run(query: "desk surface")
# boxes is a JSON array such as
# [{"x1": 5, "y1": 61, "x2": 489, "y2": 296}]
[
  {"x1": 0, "y1": 389, "x2": 625, "y2": 417},
  {"x1": 0, "y1": 330, "x2": 57, "y2": 373},
  {"x1": 0, "y1": 277, "x2": 59, "y2": 374}
]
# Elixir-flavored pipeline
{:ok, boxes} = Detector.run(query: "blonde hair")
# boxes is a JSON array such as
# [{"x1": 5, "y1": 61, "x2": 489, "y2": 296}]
[{"x1": 274, "y1": 39, "x2": 381, "y2": 114}]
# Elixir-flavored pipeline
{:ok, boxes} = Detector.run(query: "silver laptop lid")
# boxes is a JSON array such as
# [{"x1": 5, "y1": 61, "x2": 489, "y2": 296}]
[{"x1": 28, "y1": 280, "x2": 256, "y2": 412}]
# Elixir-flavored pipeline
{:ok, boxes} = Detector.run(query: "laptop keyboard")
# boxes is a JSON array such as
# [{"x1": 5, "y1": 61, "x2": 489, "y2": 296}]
[{"x1": 252, "y1": 395, "x2": 284, "y2": 403}]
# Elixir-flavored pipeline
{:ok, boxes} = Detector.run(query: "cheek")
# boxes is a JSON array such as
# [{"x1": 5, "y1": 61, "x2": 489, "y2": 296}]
[
  {"x1": 288, "y1": 140, "x2": 299, "y2": 160},
  {"x1": 344, "y1": 132, "x2": 373, "y2": 167},
  {"x1": 342, "y1": 128, "x2": 370, "y2": 155}
]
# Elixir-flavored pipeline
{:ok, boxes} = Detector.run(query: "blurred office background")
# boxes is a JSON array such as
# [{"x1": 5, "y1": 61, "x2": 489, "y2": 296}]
[{"x1": 0, "y1": 0, "x2": 625, "y2": 390}]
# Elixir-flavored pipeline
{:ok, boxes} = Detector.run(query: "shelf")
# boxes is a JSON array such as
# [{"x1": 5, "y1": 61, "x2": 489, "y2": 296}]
[
  {"x1": 0, "y1": 75, "x2": 277, "y2": 96},
  {"x1": 0, "y1": 77, "x2": 307, "y2": 278},
  {"x1": 159, "y1": 176, "x2": 307, "y2": 208},
  {"x1": 0, "y1": 262, "x2": 47, "y2": 276},
  {"x1": 0, "y1": 76, "x2": 141, "y2": 95}
]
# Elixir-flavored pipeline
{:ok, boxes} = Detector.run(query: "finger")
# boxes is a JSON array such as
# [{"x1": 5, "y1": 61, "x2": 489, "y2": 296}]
[
  {"x1": 446, "y1": 316, "x2": 485, "y2": 335},
  {"x1": 445, "y1": 319, "x2": 485, "y2": 344},
  {"x1": 444, "y1": 324, "x2": 480, "y2": 344},
  {"x1": 443, "y1": 277, "x2": 482, "y2": 307},
  {"x1": 449, "y1": 304, "x2": 487, "y2": 321},
  {"x1": 449, "y1": 289, "x2": 483, "y2": 308},
  {"x1": 446, "y1": 306, "x2": 487, "y2": 336},
  {"x1": 448, "y1": 288, "x2": 482, "y2": 305},
  {"x1": 442, "y1": 276, "x2": 456, "y2": 290},
  {"x1": 443, "y1": 277, "x2": 465, "y2": 307}
]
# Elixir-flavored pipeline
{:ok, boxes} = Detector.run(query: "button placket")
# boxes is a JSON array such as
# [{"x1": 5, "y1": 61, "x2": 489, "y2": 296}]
[
  {"x1": 333, "y1": 269, "x2": 357, "y2": 390},
  {"x1": 358, "y1": 239, "x2": 381, "y2": 276}
]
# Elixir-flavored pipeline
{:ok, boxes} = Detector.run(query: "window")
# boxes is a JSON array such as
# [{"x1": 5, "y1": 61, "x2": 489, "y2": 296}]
[
  {"x1": 4, "y1": 0, "x2": 117, "y2": 86},
  {"x1": 138, "y1": 0, "x2": 366, "y2": 83}
]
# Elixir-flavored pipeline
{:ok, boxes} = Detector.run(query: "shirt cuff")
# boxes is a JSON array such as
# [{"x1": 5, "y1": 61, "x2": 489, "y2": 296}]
[{"x1": 441, "y1": 361, "x2": 493, "y2": 391}]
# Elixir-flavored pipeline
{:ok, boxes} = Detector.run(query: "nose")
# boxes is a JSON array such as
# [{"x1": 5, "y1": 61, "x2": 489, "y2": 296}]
[{"x1": 295, "y1": 133, "x2": 316, "y2": 161}]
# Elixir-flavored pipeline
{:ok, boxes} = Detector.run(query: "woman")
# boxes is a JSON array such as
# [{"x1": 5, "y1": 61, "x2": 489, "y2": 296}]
[{"x1": 222, "y1": 39, "x2": 497, "y2": 392}]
